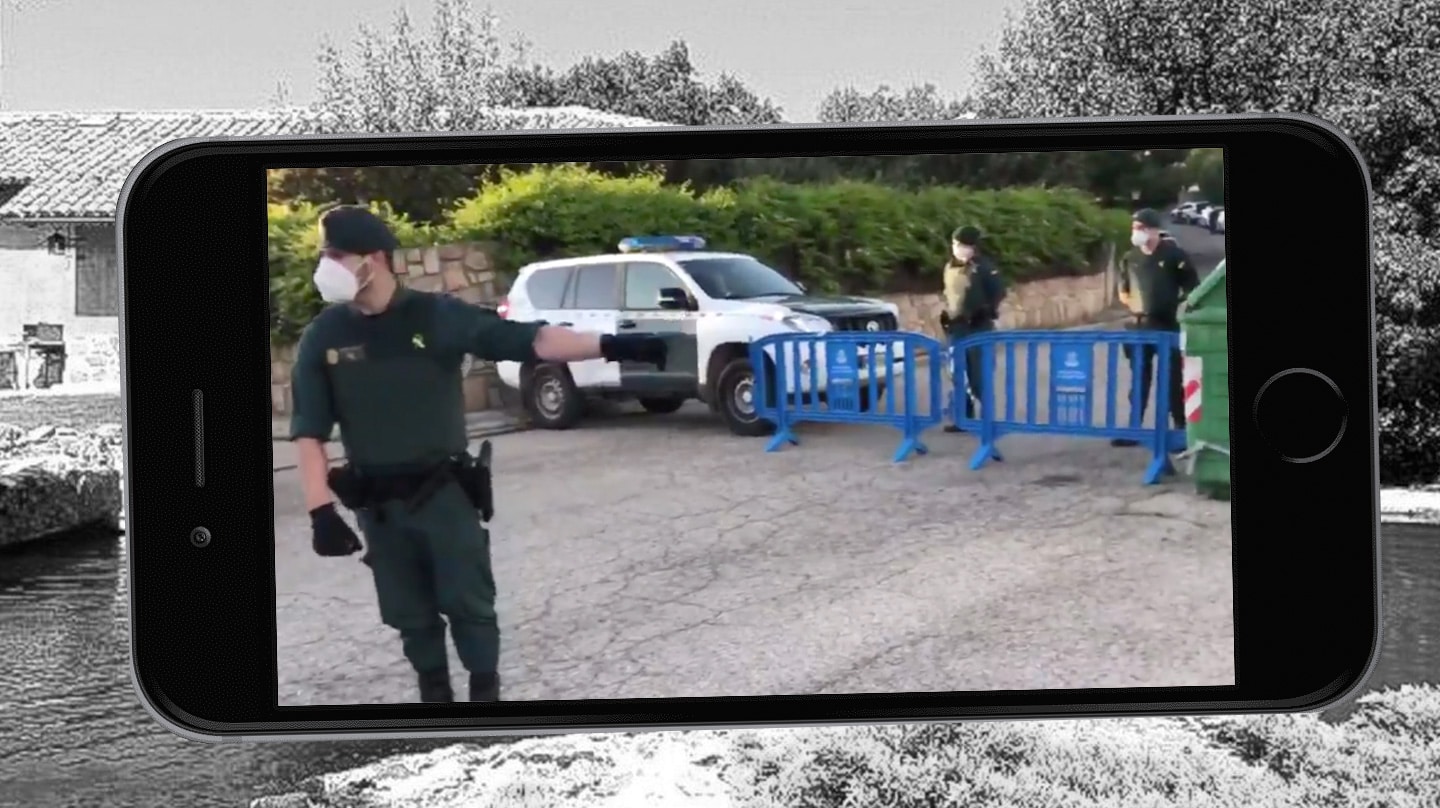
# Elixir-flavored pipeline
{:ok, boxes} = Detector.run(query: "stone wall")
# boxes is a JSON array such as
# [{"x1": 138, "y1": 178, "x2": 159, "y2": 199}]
[
  {"x1": 269, "y1": 243, "x2": 1117, "y2": 416},
  {"x1": 883, "y1": 253, "x2": 1118, "y2": 340}
]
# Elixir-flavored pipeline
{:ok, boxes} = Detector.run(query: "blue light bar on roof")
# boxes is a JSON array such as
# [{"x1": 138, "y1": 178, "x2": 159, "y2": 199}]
[{"x1": 617, "y1": 235, "x2": 707, "y2": 254}]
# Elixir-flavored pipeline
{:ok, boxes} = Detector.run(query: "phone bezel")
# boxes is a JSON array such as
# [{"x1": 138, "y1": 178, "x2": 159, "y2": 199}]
[{"x1": 116, "y1": 114, "x2": 1381, "y2": 741}]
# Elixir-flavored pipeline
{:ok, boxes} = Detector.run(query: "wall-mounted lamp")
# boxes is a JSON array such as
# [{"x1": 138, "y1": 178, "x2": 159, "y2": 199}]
[{"x1": 45, "y1": 231, "x2": 67, "y2": 255}]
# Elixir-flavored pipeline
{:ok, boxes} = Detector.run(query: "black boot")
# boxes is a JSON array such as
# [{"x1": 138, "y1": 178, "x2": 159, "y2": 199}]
[
  {"x1": 417, "y1": 670, "x2": 454, "y2": 703},
  {"x1": 469, "y1": 672, "x2": 501, "y2": 702}
]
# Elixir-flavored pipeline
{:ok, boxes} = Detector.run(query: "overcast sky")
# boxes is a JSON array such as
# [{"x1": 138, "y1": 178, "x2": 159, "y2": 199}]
[{"x1": 0, "y1": 0, "x2": 1019, "y2": 120}]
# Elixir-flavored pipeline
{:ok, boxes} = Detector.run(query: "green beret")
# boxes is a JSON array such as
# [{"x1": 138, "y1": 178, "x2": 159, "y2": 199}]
[
  {"x1": 952, "y1": 226, "x2": 982, "y2": 246},
  {"x1": 318, "y1": 205, "x2": 400, "y2": 255},
  {"x1": 1132, "y1": 208, "x2": 1164, "y2": 229}
]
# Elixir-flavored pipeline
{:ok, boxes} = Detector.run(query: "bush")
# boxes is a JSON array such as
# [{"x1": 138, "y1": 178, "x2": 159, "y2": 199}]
[
  {"x1": 444, "y1": 165, "x2": 1130, "y2": 292},
  {"x1": 1373, "y1": 231, "x2": 1440, "y2": 483}
]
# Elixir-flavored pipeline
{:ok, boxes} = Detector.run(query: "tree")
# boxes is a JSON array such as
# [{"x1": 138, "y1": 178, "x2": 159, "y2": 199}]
[
  {"x1": 312, "y1": 0, "x2": 510, "y2": 135},
  {"x1": 1183, "y1": 148, "x2": 1225, "y2": 204},
  {"x1": 969, "y1": 0, "x2": 1440, "y2": 482},
  {"x1": 490, "y1": 40, "x2": 782, "y2": 127},
  {"x1": 277, "y1": 0, "x2": 784, "y2": 220},
  {"x1": 817, "y1": 83, "x2": 972, "y2": 124}
]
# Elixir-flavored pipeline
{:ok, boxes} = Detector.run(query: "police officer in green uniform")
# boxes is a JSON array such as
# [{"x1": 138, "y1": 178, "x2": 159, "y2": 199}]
[
  {"x1": 1112, "y1": 208, "x2": 1200, "y2": 447},
  {"x1": 940, "y1": 225, "x2": 1006, "y2": 433},
  {"x1": 289, "y1": 205, "x2": 667, "y2": 703}
]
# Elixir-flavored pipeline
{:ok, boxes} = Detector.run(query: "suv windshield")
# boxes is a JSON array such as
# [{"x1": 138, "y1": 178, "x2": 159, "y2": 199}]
[{"x1": 678, "y1": 256, "x2": 804, "y2": 300}]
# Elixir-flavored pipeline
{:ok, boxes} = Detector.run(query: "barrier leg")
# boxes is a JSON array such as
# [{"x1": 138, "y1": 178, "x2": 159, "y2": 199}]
[
  {"x1": 1142, "y1": 453, "x2": 1169, "y2": 485},
  {"x1": 762, "y1": 357, "x2": 798, "y2": 453},
  {"x1": 969, "y1": 342, "x2": 1003, "y2": 468},
  {"x1": 893, "y1": 421, "x2": 929, "y2": 463},
  {"x1": 1141, "y1": 336, "x2": 1181, "y2": 482},
  {"x1": 893, "y1": 435, "x2": 923, "y2": 463},
  {"x1": 764, "y1": 427, "x2": 798, "y2": 453}
]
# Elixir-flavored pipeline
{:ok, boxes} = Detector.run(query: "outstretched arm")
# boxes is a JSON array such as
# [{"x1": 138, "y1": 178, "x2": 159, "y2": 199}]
[
  {"x1": 436, "y1": 296, "x2": 605, "y2": 363},
  {"x1": 435, "y1": 296, "x2": 666, "y2": 367}
]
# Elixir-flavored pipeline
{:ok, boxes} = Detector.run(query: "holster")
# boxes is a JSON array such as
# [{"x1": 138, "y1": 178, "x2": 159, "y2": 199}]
[{"x1": 451, "y1": 440, "x2": 496, "y2": 523}]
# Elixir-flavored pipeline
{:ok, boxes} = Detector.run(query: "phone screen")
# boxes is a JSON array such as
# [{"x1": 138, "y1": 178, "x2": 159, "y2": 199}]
[{"x1": 268, "y1": 148, "x2": 1233, "y2": 707}]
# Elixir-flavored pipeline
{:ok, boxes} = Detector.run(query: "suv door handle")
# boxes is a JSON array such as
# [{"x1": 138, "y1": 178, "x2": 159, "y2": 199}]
[
  {"x1": 554, "y1": 321, "x2": 573, "y2": 327},
  {"x1": 617, "y1": 320, "x2": 638, "y2": 329}
]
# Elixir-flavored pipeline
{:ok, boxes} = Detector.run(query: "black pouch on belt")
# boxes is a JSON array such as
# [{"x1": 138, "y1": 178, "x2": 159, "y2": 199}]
[{"x1": 326, "y1": 464, "x2": 369, "y2": 511}]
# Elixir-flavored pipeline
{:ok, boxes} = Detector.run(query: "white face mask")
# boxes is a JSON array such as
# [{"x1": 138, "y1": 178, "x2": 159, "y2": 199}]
[
  {"x1": 313, "y1": 256, "x2": 363, "y2": 303},
  {"x1": 1130, "y1": 230, "x2": 1152, "y2": 248}
]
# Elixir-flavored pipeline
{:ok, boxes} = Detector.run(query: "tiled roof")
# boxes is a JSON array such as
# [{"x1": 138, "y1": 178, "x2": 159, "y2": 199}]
[{"x1": 0, "y1": 105, "x2": 674, "y2": 221}]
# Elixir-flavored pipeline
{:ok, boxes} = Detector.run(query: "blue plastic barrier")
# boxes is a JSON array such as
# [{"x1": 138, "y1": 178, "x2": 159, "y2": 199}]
[
  {"x1": 948, "y1": 329, "x2": 1189, "y2": 484},
  {"x1": 749, "y1": 331, "x2": 947, "y2": 462}
]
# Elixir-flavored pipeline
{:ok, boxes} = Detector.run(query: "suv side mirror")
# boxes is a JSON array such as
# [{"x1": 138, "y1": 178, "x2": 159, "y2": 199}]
[
  {"x1": 795, "y1": 281, "x2": 808, "y2": 293},
  {"x1": 657, "y1": 287, "x2": 693, "y2": 310}
]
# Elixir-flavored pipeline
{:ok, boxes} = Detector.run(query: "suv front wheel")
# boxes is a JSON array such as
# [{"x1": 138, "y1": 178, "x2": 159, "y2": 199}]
[
  {"x1": 525, "y1": 363, "x2": 584, "y2": 430},
  {"x1": 716, "y1": 357, "x2": 775, "y2": 437}
]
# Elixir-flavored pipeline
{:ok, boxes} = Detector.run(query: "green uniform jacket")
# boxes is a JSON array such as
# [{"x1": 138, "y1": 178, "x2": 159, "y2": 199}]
[
  {"x1": 942, "y1": 253, "x2": 1006, "y2": 337},
  {"x1": 289, "y1": 288, "x2": 542, "y2": 472},
  {"x1": 1117, "y1": 235, "x2": 1201, "y2": 326}
]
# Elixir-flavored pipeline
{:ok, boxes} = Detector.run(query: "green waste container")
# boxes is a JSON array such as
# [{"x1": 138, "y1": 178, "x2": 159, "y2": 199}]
[{"x1": 1178, "y1": 260, "x2": 1230, "y2": 500}]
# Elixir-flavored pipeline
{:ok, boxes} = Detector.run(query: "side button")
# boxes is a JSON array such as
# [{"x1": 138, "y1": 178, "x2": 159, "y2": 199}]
[{"x1": 1252, "y1": 368, "x2": 1348, "y2": 463}]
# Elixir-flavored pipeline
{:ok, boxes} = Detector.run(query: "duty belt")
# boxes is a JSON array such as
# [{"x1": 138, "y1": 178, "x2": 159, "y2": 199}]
[
  {"x1": 327, "y1": 442, "x2": 495, "y2": 524},
  {"x1": 328, "y1": 461, "x2": 453, "y2": 524}
]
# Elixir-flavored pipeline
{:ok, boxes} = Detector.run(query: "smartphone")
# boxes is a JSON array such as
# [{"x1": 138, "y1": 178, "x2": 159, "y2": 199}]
[{"x1": 118, "y1": 114, "x2": 1380, "y2": 742}]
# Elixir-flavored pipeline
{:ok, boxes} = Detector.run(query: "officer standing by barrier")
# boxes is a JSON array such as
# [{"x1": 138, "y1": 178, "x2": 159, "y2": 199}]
[
  {"x1": 940, "y1": 225, "x2": 1007, "y2": 433},
  {"x1": 1113, "y1": 208, "x2": 1199, "y2": 447},
  {"x1": 288, "y1": 206, "x2": 667, "y2": 703}
]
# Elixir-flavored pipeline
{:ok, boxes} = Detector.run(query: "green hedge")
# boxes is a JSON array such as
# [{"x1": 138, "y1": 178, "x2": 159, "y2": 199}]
[
  {"x1": 446, "y1": 164, "x2": 1131, "y2": 292},
  {"x1": 268, "y1": 165, "x2": 1132, "y2": 344}
]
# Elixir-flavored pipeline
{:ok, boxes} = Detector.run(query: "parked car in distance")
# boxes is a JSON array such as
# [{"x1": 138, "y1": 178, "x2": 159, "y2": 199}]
[
  {"x1": 1206, "y1": 206, "x2": 1225, "y2": 233},
  {"x1": 1214, "y1": 208, "x2": 1225, "y2": 233},
  {"x1": 1170, "y1": 201, "x2": 1212, "y2": 224}
]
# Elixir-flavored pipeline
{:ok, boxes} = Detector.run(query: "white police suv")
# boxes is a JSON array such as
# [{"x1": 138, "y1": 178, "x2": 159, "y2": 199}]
[{"x1": 494, "y1": 235, "x2": 904, "y2": 436}]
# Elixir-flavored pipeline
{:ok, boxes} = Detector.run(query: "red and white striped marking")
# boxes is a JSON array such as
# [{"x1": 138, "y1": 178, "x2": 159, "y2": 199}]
[{"x1": 1181, "y1": 332, "x2": 1203, "y2": 424}]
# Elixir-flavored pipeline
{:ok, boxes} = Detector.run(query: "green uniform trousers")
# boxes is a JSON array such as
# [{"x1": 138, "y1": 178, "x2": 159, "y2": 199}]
[
  {"x1": 947, "y1": 319, "x2": 995, "y2": 418},
  {"x1": 357, "y1": 481, "x2": 499, "y2": 676},
  {"x1": 1123, "y1": 318, "x2": 1186, "y2": 430}
]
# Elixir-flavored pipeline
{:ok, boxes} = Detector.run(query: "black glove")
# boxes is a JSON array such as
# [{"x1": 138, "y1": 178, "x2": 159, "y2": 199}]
[
  {"x1": 938, "y1": 311, "x2": 952, "y2": 330},
  {"x1": 600, "y1": 333, "x2": 668, "y2": 369},
  {"x1": 310, "y1": 503, "x2": 362, "y2": 557}
]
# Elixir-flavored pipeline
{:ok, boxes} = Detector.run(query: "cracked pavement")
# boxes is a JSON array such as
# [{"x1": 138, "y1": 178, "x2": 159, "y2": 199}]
[{"x1": 274, "y1": 345, "x2": 1234, "y2": 705}]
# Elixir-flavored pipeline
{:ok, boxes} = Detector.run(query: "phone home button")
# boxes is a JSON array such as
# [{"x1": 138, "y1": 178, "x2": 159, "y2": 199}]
[{"x1": 1252, "y1": 368, "x2": 1348, "y2": 463}]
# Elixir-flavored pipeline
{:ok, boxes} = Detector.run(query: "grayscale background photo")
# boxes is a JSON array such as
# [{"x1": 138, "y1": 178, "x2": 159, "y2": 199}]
[{"x1": 1, "y1": 0, "x2": 1436, "y2": 806}]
